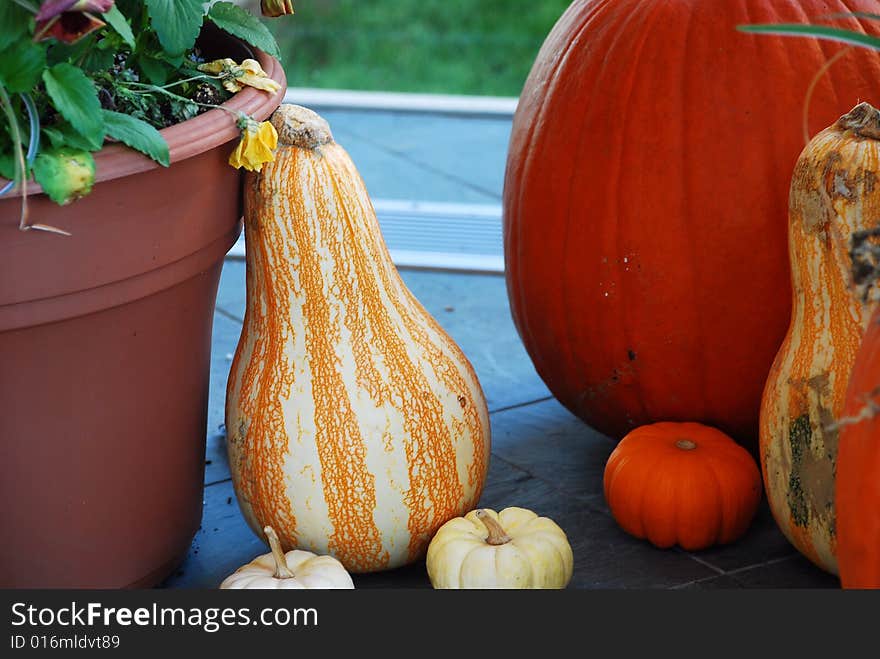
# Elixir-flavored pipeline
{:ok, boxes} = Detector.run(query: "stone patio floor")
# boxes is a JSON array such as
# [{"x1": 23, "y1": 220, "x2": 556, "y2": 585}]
[{"x1": 161, "y1": 105, "x2": 839, "y2": 589}]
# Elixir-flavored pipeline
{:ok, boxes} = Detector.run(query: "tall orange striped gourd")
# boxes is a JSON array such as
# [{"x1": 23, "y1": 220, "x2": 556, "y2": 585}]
[
  {"x1": 225, "y1": 104, "x2": 491, "y2": 573},
  {"x1": 760, "y1": 102, "x2": 880, "y2": 575}
]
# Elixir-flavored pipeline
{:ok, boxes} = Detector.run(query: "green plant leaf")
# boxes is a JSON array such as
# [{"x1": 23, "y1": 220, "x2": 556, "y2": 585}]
[
  {"x1": 102, "y1": 110, "x2": 170, "y2": 166},
  {"x1": 0, "y1": 151, "x2": 14, "y2": 180},
  {"x1": 43, "y1": 122, "x2": 102, "y2": 151},
  {"x1": 0, "y1": 2, "x2": 31, "y2": 53},
  {"x1": 42, "y1": 63, "x2": 104, "y2": 150},
  {"x1": 145, "y1": 0, "x2": 205, "y2": 56},
  {"x1": 825, "y1": 12, "x2": 880, "y2": 22},
  {"x1": 46, "y1": 37, "x2": 94, "y2": 67},
  {"x1": 103, "y1": 4, "x2": 136, "y2": 50},
  {"x1": 737, "y1": 24, "x2": 880, "y2": 51},
  {"x1": 41, "y1": 126, "x2": 65, "y2": 150},
  {"x1": 81, "y1": 47, "x2": 114, "y2": 74},
  {"x1": 138, "y1": 55, "x2": 170, "y2": 85},
  {"x1": 0, "y1": 39, "x2": 46, "y2": 93},
  {"x1": 32, "y1": 147, "x2": 96, "y2": 205},
  {"x1": 207, "y1": 2, "x2": 281, "y2": 58}
]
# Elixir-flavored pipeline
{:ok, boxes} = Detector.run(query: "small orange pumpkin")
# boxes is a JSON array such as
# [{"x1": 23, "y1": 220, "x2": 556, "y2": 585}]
[{"x1": 603, "y1": 422, "x2": 762, "y2": 551}]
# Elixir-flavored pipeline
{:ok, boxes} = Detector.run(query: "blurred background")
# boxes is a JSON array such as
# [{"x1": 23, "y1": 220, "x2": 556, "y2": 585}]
[{"x1": 261, "y1": 0, "x2": 571, "y2": 96}]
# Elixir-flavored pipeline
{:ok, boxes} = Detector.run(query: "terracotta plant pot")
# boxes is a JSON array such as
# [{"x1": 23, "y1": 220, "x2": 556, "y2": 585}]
[{"x1": 0, "y1": 33, "x2": 285, "y2": 588}]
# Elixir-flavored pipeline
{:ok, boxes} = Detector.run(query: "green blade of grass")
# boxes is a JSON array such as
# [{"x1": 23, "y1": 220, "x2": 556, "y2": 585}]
[{"x1": 737, "y1": 23, "x2": 880, "y2": 51}]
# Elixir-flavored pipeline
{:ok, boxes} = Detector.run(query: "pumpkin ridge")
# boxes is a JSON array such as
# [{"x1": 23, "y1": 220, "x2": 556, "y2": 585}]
[
  {"x1": 503, "y1": 0, "x2": 606, "y2": 359},
  {"x1": 837, "y1": 313, "x2": 880, "y2": 586},
  {"x1": 694, "y1": 455, "x2": 727, "y2": 549},
  {"x1": 609, "y1": 0, "x2": 678, "y2": 425},
  {"x1": 560, "y1": 0, "x2": 661, "y2": 415},
  {"x1": 676, "y1": 1, "x2": 712, "y2": 426}
]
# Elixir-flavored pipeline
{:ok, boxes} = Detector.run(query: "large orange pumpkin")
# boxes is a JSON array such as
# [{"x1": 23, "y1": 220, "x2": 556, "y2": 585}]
[
  {"x1": 503, "y1": 0, "x2": 880, "y2": 449},
  {"x1": 837, "y1": 307, "x2": 880, "y2": 588}
]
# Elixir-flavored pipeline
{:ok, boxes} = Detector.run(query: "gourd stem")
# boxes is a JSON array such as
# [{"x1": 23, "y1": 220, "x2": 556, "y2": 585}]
[
  {"x1": 270, "y1": 104, "x2": 334, "y2": 150},
  {"x1": 475, "y1": 510, "x2": 512, "y2": 545},
  {"x1": 837, "y1": 102, "x2": 880, "y2": 140},
  {"x1": 676, "y1": 439, "x2": 697, "y2": 451},
  {"x1": 264, "y1": 526, "x2": 296, "y2": 579}
]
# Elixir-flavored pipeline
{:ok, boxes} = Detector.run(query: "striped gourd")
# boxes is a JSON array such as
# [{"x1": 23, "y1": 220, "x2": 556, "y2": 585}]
[
  {"x1": 225, "y1": 105, "x2": 491, "y2": 573},
  {"x1": 760, "y1": 102, "x2": 880, "y2": 575}
]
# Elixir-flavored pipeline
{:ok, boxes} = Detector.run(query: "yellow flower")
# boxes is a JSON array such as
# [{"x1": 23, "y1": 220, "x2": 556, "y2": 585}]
[
  {"x1": 261, "y1": 0, "x2": 295, "y2": 17},
  {"x1": 198, "y1": 58, "x2": 282, "y2": 94},
  {"x1": 229, "y1": 118, "x2": 278, "y2": 172}
]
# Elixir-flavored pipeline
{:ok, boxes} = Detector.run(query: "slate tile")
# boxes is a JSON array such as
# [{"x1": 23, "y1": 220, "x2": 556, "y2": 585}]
[
  {"x1": 685, "y1": 501, "x2": 797, "y2": 573},
  {"x1": 203, "y1": 312, "x2": 240, "y2": 484},
  {"x1": 351, "y1": 561, "x2": 431, "y2": 589},
  {"x1": 215, "y1": 259, "x2": 246, "y2": 321},
  {"x1": 315, "y1": 113, "x2": 500, "y2": 203},
  {"x1": 322, "y1": 110, "x2": 511, "y2": 200},
  {"x1": 161, "y1": 480, "x2": 264, "y2": 589},
  {"x1": 489, "y1": 398, "x2": 614, "y2": 499},
  {"x1": 482, "y1": 453, "x2": 533, "y2": 492},
  {"x1": 398, "y1": 270, "x2": 550, "y2": 412},
  {"x1": 730, "y1": 555, "x2": 840, "y2": 589},
  {"x1": 475, "y1": 474, "x2": 715, "y2": 589},
  {"x1": 568, "y1": 511, "x2": 717, "y2": 589},
  {"x1": 673, "y1": 574, "x2": 743, "y2": 590},
  {"x1": 204, "y1": 432, "x2": 230, "y2": 487}
]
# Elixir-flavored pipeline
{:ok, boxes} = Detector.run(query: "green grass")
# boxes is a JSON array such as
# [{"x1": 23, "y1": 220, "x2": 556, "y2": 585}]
[{"x1": 268, "y1": 0, "x2": 572, "y2": 96}]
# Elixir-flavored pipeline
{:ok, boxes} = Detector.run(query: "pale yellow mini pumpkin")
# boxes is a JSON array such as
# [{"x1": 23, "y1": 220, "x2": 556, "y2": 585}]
[
  {"x1": 426, "y1": 507, "x2": 573, "y2": 589},
  {"x1": 220, "y1": 526, "x2": 354, "y2": 589}
]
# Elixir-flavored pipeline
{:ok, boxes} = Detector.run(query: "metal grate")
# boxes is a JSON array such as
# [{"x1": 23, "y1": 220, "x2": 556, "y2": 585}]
[{"x1": 227, "y1": 198, "x2": 504, "y2": 274}]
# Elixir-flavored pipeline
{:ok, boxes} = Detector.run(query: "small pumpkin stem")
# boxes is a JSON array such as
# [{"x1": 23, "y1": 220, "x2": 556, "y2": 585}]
[
  {"x1": 836, "y1": 102, "x2": 880, "y2": 140},
  {"x1": 675, "y1": 439, "x2": 697, "y2": 451},
  {"x1": 264, "y1": 526, "x2": 296, "y2": 579},
  {"x1": 270, "y1": 104, "x2": 334, "y2": 150},
  {"x1": 475, "y1": 510, "x2": 512, "y2": 546}
]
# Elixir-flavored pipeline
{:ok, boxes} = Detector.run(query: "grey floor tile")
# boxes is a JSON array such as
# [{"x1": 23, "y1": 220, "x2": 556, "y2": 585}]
[
  {"x1": 673, "y1": 575, "x2": 744, "y2": 590},
  {"x1": 398, "y1": 270, "x2": 550, "y2": 412},
  {"x1": 321, "y1": 110, "x2": 511, "y2": 201},
  {"x1": 351, "y1": 562, "x2": 432, "y2": 589},
  {"x1": 161, "y1": 479, "x2": 265, "y2": 589},
  {"x1": 214, "y1": 259, "x2": 246, "y2": 320},
  {"x1": 203, "y1": 312, "x2": 240, "y2": 484},
  {"x1": 489, "y1": 398, "x2": 615, "y2": 500},
  {"x1": 320, "y1": 119, "x2": 499, "y2": 204},
  {"x1": 729, "y1": 554, "x2": 840, "y2": 589},
  {"x1": 566, "y1": 507, "x2": 718, "y2": 589},
  {"x1": 685, "y1": 501, "x2": 797, "y2": 573},
  {"x1": 475, "y1": 474, "x2": 716, "y2": 589},
  {"x1": 204, "y1": 433, "x2": 230, "y2": 487}
]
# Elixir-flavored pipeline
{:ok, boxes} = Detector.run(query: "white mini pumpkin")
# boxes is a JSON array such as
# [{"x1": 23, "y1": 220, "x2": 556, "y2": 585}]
[
  {"x1": 220, "y1": 526, "x2": 354, "y2": 589},
  {"x1": 426, "y1": 507, "x2": 573, "y2": 589}
]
